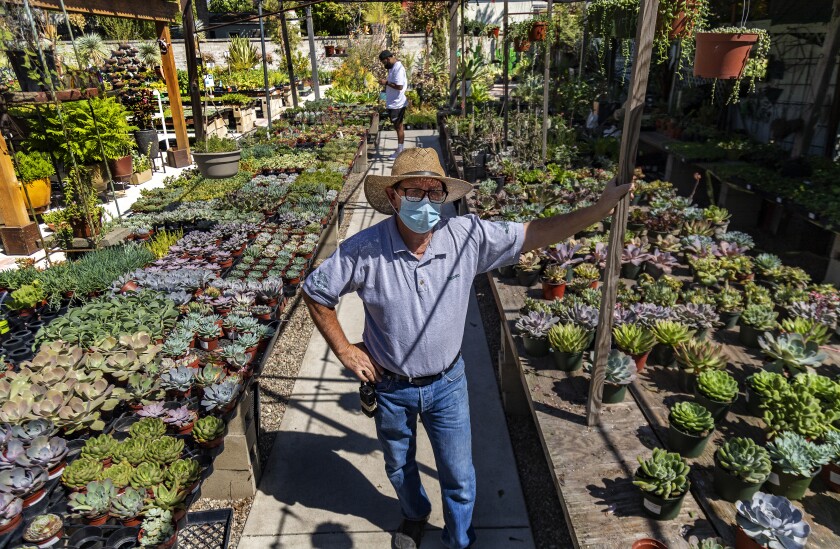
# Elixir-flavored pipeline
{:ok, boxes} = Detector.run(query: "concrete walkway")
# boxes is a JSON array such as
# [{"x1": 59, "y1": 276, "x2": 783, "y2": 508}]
[{"x1": 240, "y1": 131, "x2": 534, "y2": 549}]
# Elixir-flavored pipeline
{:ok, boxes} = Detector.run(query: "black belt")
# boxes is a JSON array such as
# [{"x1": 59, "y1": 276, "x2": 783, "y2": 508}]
[{"x1": 382, "y1": 352, "x2": 462, "y2": 386}]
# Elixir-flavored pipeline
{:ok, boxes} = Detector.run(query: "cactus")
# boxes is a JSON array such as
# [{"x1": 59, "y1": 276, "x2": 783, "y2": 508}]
[
  {"x1": 113, "y1": 438, "x2": 148, "y2": 466},
  {"x1": 110, "y1": 486, "x2": 145, "y2": 521},
  {"x1": 193, "y1": 415, "x2": 225, "y2": 444},
  {"x1": 129, "y1": 418, "x2": 166, "y2": 439},
  {"x1": 716, "y1": 437, "x2": 771, "y2": 484},
  {"x1": 633, "y1": 448, "x2": 690, "y2": 499},
  {"x1": 130, "y1": 462, "x2": 165, "y2": 490},
  {"x1": 674, "y1": 339, "x2": 727, "y2": 375},
  {"x1": 766, "y1": 432, "x2": 833, "y2": 477},
  {"x1": 80, "y1": 434, "x2": 116, "y2": 462},
  {"x1": 547, "y1": 323, "x2": 590, "y2": 354},
  {"x1": 696, "y1": 370, "x2": 739, "y2": 403},
  {"x1": 736, "y1": 492, "x2": 810, "y2": 549},
  {"x1": 669, "y1": 401, "x2": 714, "y2": 436},
  {"x1": 100, "y1": 460, "x2": 134, "y2": 489},
  {"x1": 61, "y1": 458, "x2": 103, "y2": 490},
  {"x1": 144, "y1": 437, "x2": 184, "y2": 466},
  {"x1": 67, "y1": 479, "x2": 116, "y2": 518}
]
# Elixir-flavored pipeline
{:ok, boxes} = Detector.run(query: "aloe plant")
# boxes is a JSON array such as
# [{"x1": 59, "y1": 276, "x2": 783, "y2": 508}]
[
  {"x1": 547, "y1": 323, "x2": 589, "y2": 353},
  {"x1": 61, "y1": 458, "x2": 103, "y2": 490},
  {"x1": 193, "y1": 415, "x2": 226, "y2": 444},
  {"x1": 716, "y1": 437, "x2": 771, "y2": 484},
  {"x1": 67, "y1": 479, "x2": 116, "y2": 518},
  {"x1": 670, "y1": 401, "x2": 714, "y2": 436},
  {"x1": 759, "y1": 333, "x2": 827, "y2": 374},
  {"x1": 650, "y1": 320, "x2": 694, "y2": 347},
  {"x1": 612, "y1": 323, "x2": 656, "y2": 356},
  {"x1": 633, "y1": 448, "x2": 690, "y2": 499},
  {"x1": 674, "y1": 339, "x2": 727, "y2": 375},
  {"x1": 696, "y1": 370, "x2": 738, "y2": 403},
  {"x1": 766, "y1": 432, "x2": 833, "y2": 477},
  {"x1": 736, "y1": 492, "x2": 810, "y2": 549}
]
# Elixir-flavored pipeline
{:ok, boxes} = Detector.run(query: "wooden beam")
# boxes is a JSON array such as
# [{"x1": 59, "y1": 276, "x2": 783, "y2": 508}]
[
  {"x1": 541, "y1": 0, "x2": 554, "y2": 161},
  {"x1": 7, "y1": 0, "x2": 178, "y2": 22},
  {"x1": 0, "y1": 134, "x2": 30, "y2": 228},
  {"x1": 183, "y1": 0, "x2": 204, "y2": 142},
  {"x1": 503, "y1": 0, "x2": 509, "y2": 144},
  {"x1": 792, "y1": 0, "x2": 840, "y2": 158},
  {"x1": 156, "y1": 22, "x2": 190, "y2": 158},
  {"x1": 586, "y1": 0, "x2": 660, "y2": 426}
]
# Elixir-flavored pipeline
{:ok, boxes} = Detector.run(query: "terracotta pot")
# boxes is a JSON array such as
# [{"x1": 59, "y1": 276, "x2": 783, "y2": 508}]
[
  {"x1": 199, "y1": 435, "x2": 225, "y2": 449},
  {"x1": 109, "y1": 155, "x2": 133, "y2": 181},
  {"x1": 514, "y1": 38, "x2": 531, "y2": 52},
  {"x1": 324, "y1": 45, "x2": 335, "y2": 56},
  {"x1": 84, "y1": 513, "x2": 109, "y2": 526},
  {"x1": 735, "y1": 526, "x2": 766, "y2": 549},
  {"x1": 0, "y1": 513, "x2": 22, "y2": 535},
  {"x1": 22, "y1": 487, "x2": 45, "y2": 508},
  {"x1": 631, "y1": 351, "x2": 651, "y2": 372},
  {"x1": 542, "y1": 281, "x2": 566, "y2": 300},
  {"x1": 121, "y1": 516, "x2": 142, "y2": 527},
  {"x1": 632, "y1": 540, "x2": 668, "y2": 549},
  {"x1": 488, "y1": 27, "x2": 500, "y2": 38},
  {"x1": 529, "y1": 21, "x2": 548, "y2": 42},
  {"x1": 694, "y1": 32, "x2": 759, "y2": 79},
  {"x1": 820, "y1": 461, "x2": 840, "y2": 492},
  {"x1": 199, "y1": 337, "x2": 219, "y2": 351}
]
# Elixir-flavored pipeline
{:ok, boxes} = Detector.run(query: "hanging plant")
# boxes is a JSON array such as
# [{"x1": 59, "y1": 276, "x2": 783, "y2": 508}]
[
  {"x1": 694, "y1": 27, "x2": 770, "y2": 104},
  {"x1": 528, "y1": 14, "x2": 550, "y2": 42},
  {"x1": 653, "y1": 0, "x2": 710, "y2": 74},
  {"x1": 506, "y1": 21, "x2": 532, "y2": 52},
  {"x1": 585, "y1": 0, "x2": 638, "y2": 78}
]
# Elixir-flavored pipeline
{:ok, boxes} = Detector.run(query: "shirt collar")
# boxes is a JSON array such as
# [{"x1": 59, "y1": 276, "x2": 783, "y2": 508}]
[{"x1": 386, "y1": 216, "x2": 447, "y2": 259}]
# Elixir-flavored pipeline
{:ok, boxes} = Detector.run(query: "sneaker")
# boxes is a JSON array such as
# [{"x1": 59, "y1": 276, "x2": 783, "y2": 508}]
[
  {"x1": 392, "y1": 517, "x2": 427, "y2": 549},
  {"x1": 388, "y1": 151, "x2": 400, "y2": 160}
]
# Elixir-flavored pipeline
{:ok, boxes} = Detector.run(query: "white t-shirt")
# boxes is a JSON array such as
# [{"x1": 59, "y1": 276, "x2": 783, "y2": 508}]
[{"x1": 386, "y1": 61, "x2": 407, "y2": 109}]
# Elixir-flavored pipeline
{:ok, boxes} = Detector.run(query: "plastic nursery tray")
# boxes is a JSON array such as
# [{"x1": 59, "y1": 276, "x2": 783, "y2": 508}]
[{"x1": 177, "y1": 509, "x2": 233, "y2": 549}]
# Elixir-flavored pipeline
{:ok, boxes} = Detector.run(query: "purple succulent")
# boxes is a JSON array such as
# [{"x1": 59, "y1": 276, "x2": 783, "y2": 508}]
[
  {"x1": 164, "y1": 406, "x2": 196, "y2": 428},
  {"x1": 544, "y1": 242, "x2": 584, "y2": 269},
  {"x1": 613, "y1": 305, "x2": 636, "y2": 326},
  {"x1": 0, "y1": 466, "x2": 48, "y2": 497},
  {"x1": 715, "y1": 241, "x2": 747, "y2": 257},
  {"x1": 622, "y1": 244, "x2": 651, "y2": 266},
  {"x1": 0, "y1": 440, "x2": 25, "y2": 470},
  {"x1": 10, "y1": 420, "x2": 56, "y2": 443},
  {"x1": 137, "y1": 403, "x2": 168, "y2": 419},
  {"x1": 674, "y1": 303, "x2": 720, "y2": 330},
  {"x1": 647, "y1": 250, "x2": 679, "y2": 274},
  {"x1": 630, "y1": 303, "x2": 674, "y2": 328},
  {"x1": 0, "y1": 493, "x2": 22, "y2": 526},
  {"x1": 586, "y1": 242, "x2": 609, "y2": 269},
  {"x1": 515, "y1": 311, "x2": 559, "y2": 339},
  {"x1": 16, "y1": 437, "x2": 68, "y2": 470},
  {"x1": 681, "y1": 236, "x2": 716, "y2": 258}
]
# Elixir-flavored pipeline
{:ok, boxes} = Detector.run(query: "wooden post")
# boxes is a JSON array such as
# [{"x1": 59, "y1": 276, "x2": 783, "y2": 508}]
[
  {"x1": 460, "y1": 0, "x2": 466, "y2": 112},
  {"x1": 503, "y1": 0, "x2": 509, "y2": 144},
  {"x1": 279, "y1": 1, "x2": 298, "y2": 108},
  {"x1": 586, "y1": 0, "x2": 660, "y2": 427},
  {"x1": 791, "y1": 0, "x2": 840, "y2": 158},
  {"x1": 449, "y1": 0, "x2": 459, "y2": 105},
  {"x1": 156, "y1": 22, "x2": 190, "y2": 160},
  {"x1": 183, "y1": 0, "x2": 204, "y2": 142},
  {"x1": 305, "y1": 5, "x2": 320, "y2": 101},
  {"x1": 824, "y1": 58, "x2": 840, "y2": 157},
  {"x1": 541, "y1": 0, "x2": 553, "y2": 161}
]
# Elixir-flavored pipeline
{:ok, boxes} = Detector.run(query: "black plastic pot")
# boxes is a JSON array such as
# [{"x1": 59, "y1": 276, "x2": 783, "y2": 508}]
[
  {"x1": 713, "y1": 460, "x2": 764, "y2": 502},
  {"x1": 667, "y1": 423, "x2": 713, "y2": 458},
  {"x1": 550, "y1": 350, "x2": 584, "y2": 372},
  {"x1": 621, "y1": 263, "x2": 644, "y2": 280},
  {"x1": 602, "y1": 383, "x2": 627, "y2": 404},
  {"x1": 650, "y1": 344, "x2": 676, "y2": 368},
  {"x1": 2, "y1": 336, "x2": 28, "y2": 353},
  {"x1": 105, "y1": 526, "x2": 140, "y2": 549},
  {"x1": 69, "y1": 525, "x2": 103, "y2": 549},
  {"x1": 739, "y1": 324, "x2": 764, "y2": 348},
  {"x1": 6, "y1": 346, "x2": 33, "y2": 363},
  {"x1": 744, "y1": 386, "x2": 763, "y2": 417},
  {"x1": 719, "y1": 310, "x2": 741, "y2": 330},
  {"x1": 522, "y1": 335, "x2": 550, "y2": 357},
  {"x1": 764, "y1": 465, "x2": 818, "y2": 500},
  {"x1": 497, "y1": 264, "x2": 516, "y2": 278},
  {"x1": 516, "y1": 270, "x2": 540, "y2": 287},
  {"x1": 134, "y1": 129, "x2": 160, "y2": 159},
  {"x1": 639, "y1": 489, "x2": 688, "y2": 520},
  {"x1": 645, "y1": 263, "x2": 664, "y2": 280},
  {"x1": 695, "y1": 392, "x2": 736, "y2": 423},
  {"x1": 675, "y1": 366, "x2": 696, "y2": 393}
]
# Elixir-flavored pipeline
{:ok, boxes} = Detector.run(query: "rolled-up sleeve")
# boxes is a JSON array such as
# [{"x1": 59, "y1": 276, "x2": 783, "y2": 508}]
[
  {"x1": 302, "y1": 244, "x2": 361, "y2": 307},
  {"x1": 471, "y1": 215, "x2": 525, "y2": 274}
]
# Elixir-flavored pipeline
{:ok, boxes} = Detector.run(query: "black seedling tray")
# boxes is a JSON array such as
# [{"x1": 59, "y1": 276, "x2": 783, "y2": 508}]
[{"x1": 177, "y1": 509, "x2": 233, "y2": 549}]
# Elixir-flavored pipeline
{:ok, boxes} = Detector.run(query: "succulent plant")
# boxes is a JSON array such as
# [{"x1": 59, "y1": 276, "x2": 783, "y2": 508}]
[
  {"x1": 669, "y1": 401, "x2": 714, "y2": 436},
  {"x1": 556, "y1": 302, "x2": 599, "y2": 332},
  {"x1": 741, "y1": 305, "x2": 778, "y2": 330},
  {"x1": 603, "y1": 350, "x2": 636, "y2": 385},
  {"x1": 622, "y1": 244, "x2": 650, "y2": 266},
  {"x1": 100, "y1": 459, "x2": 134, "y2": 489},
  {"x1": 716, "y1": 437, "x2": 771, "y2": 484},
  {"x1": 650, "y1": 320, "x2": 694, "y2": 347},
  {"x1": 151, "y1": 480, "x2": 186, "y2": 511},
  {"x1": 193, "y1": 415, "x2": 226, "y2": 444},
  {"x1": 126, "y1": 374, "x2": 162, "y2": 403},
  {"x1": 23, "y1": 513, "x2": 62, "y2": 544},
  {"x1": 696, "y1": 370, "x2": 739, "y2": 403},
  {"x1": 630, "y1": 302, "x2": 674, "y2": 328},
  {"x1": 715, "y1": 286, "x2": 743, "y2": 313},
  {"x1": 68, "y1": 479, "x2": 116, "y2": 518},
  {"x1": 10, "y1": 420, "x2": 57, "y2": 443},
  {"x1": 0, "y1": 493, "x2": 22, "y2": 526},
  {"x1": 779, "y1": 317, "x2": 831, "y2": 346},
  {"x1": 763, "y1": 385, "x2": 832, "y2": 440},
  {"x1": 165, "y1": 458, "x2": 201, "y2": 489},
  {"x1": 542, "y1": 264, "x2": 567, "y2": 284},
  {"x1": 110, "y1": 486, "x2": 145, "y2": 520},
  {"x1": 612, "y1": 323, "x2": 656, "y2": 356},
  {"x1": 164, "y1": 405, "x2": 196, "y2": 429},
  {"x1": 80, "y1": 434, "x2": 116, "y2": 462},
  {"x1": 16, "y1": 436, "x2": 67, "y2": 471},
  {"x1": 160, "y1": 366, "x2": 195, "y2": 393},
  {"x1": 766, "y1": 432, "x2": 833, "y2": 477},
  {"x1": 61, "y1": 458, "x2": 103, "y2": 490},
  {"x1": 130, "y1": 461, "x2": 165, "y2": 490},
  {"x1": 754, "y1": 253, "x2": 783, "y2": 277},
  {"x1": 0, "y1": 439, "x2": 26, "y2": 469},
  {"x1": 824, "y1": 430, "x2": 840, "y2": 462},
  {"x1": 747, "y1": 371, "x2": 789, "y2": 404},
  {"x1": 0, "y1": 466, "x2": 48, "y2": 498},
  {"x1": 200, "y1": 380, "x2": 241, "y2": 412},
  {"x1": 547, "y1": 323, "x2": 589, "y2": 354},
  {"x1": 113, "y1": 438, "x2": 148, "y2": 466},
  {"x1": 139, "y1": 507, "x2": 174, "y2": 547},
  {"x1": 674, "y1": 339, "x2": 727, "y2": 375},
  {"x1": 544, "y1": 242, "x2": 584, "y2": 269},
  {"x1": 633, "y1": 448, "x2": 690, "y2": 499},
  {"x1": 673, "y1": 303, "x2": 719, "y2": 331},
  {"x1": 573, "y1": 262, "x2": 600, "y2": 281},
  {"x1": 137, "y1": 402, "x2": 168, "y2": 419},
  {"x1": 736, "y1": 492, "x2": 809, "y2": 549},
  {"x1": 145, "y1": 437, "x2": 184, "y2": 466},
  {"x1": 194, "y1": 365, "x2": 225, "y2": 387},
  {"x1": 515, "y1": 311, "x2": 559, "y2": 339},
  {"x1": 759, "y1": 333, "x2": 827, "y2": 374},
  {"x1": 129, "y1": 418, "x2": 167, "y2": 439},
  {"x1": 516, "y1": 251, "x2": 541, "y2": 272}
]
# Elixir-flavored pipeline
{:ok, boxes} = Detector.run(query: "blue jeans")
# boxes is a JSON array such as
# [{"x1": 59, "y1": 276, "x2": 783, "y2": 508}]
[{"x1": 374, "y1": 357, "x2": 476, "y2": 549}]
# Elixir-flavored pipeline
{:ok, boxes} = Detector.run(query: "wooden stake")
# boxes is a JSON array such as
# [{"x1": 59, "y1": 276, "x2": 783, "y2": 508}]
[
  {"x1": 156, "y1": 22, "x2": 190, "y2": 157},
  {"x1": 586, "y1": 0, "x2": 660, "y2": 427}
]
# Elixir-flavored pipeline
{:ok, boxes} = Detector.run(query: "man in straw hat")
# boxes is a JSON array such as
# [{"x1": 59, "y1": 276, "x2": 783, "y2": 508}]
[{"x1": 303, "y1": 148, "x2": 630, "y2": 548}]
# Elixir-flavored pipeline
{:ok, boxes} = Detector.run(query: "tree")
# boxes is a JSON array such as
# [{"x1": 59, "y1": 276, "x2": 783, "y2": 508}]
[
  {"x1": 402, "y1": 1, "x2": 447, "y2": 36},
  {"x1": 301, "y1": 2, "x2": 362, "y2": 36},
  {"x1": 208, "y1": 0, "x2": 254, "y2": 13}
]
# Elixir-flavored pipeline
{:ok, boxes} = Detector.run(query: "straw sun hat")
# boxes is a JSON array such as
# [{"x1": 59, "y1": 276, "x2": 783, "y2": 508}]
[{"x1": 364, "y1": 147, "x2": 473, "y2": 214}]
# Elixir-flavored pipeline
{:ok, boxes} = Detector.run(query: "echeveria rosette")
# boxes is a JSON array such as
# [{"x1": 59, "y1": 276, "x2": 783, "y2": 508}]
[
  {"x1": 515, "y1": 311, "x2": 559, "y2": 339},
  {"x1": 736, "y1": 492, "x2": 810, "y2": 549},
  {"x1": 766, "y1": 432, "x2": 833, "y2": 477}
]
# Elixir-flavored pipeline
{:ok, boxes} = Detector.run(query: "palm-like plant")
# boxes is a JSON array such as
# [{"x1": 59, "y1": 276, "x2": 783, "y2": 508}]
[
  {"x1": 74, "y1": 33, "x2": 108, "y2": 67},
  {"x1": 136, "y1": 41, "x2": 161, "y2": 67},
  {"x1": 227, "y1": 36, "x2": 259, "y2": 71}
]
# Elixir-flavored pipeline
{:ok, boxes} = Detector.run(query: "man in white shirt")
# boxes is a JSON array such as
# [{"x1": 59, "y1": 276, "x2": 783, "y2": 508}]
[{"x1": 379, "y1": 50, "x2": 407, "y2": 160}]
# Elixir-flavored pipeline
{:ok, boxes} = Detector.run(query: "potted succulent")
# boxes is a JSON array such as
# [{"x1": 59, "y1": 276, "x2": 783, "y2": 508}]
[
  {"x1": 130, "y1": 418, "x2": 167, "y2": 440},
  {"x1": 821, "y1": 430, "x2": 840, "y2": 492},
  {"x1": 515, "y1": 311, "x2": 559, "y2": 357},
  {"x1": 193, "y1": 136, "x2": 241, "y2": 179},
  {"x1": 130, "y1": 462, "x2": 165, "y2": 494},
  {"x1": 667, "y1": 401, "x2": 715, "y2": 458},
  {"x1": 0, "y1": 494, "x2": 22, "y2": 535},
  {"x1": 591, "y1": 350, "x2": 637, "y2": 403},
  {"x1": 703, "y1": 206, "x2": 731, "y2": 237},
  {"x1": 197, "y1": 318, "x2": 221, "y2": 351},
  {"x1": 674, "y1": 339, "x2": 727, "y2": 392},
  {"x1": 621, "y1": 244, "x2": 650, "y2": 280},
  {"x1": 515, "y1": 252, "x2": 542, "y2": 286},
  {"x1": 528, "y1": 13, "x2": 550, "y2": 41},
  {"x1": 541, "y1": 264, "x2": 567, "y2": 300},
  {"x1": 758, "y1": 333, "x2": 827, "y2": 376},
  {"x1": 716, "y1": 286, "x2": 744, "y2": 329},
  {"x1": 110, "y1": 486, "x2": 145, "y2": 526},
  {"x1": 200, "y1": 380, "x2": 241, "y2": 414},
  {"x1": 754, "y1": 254, "x2": 782, "y2": 281},
  {"x1": 160, "y1": 366, "x2": 195, "y2": 398},
  {"x1": 762, "y1": 383, "x2": 830, "y2": 441},
  {"x1": 19, "y1": 436, "x2": 68, "y2": 479},
  {"x1": 22, "y1": 513, "x2": 63, "y2": 547},
  {"x1": 192, "y1": 415, "x2": 226, "y2": 448},
  {"x1": 547, "y1": 323, "x2": 589, "y2": 371},
  {"x1": 744, "y1": 371, "x2": 787, "y2": 417},
  {"x1": 61, "y1": 459, "x2": 103, "y2": 491},
  {"x1": 645, "y1": 250, "x2": 678, "y2": 280},
  {"x1": 714, "y1": 437, "x2": 771, "y2": 503},
  {"x1": 0, "y1": 467, "x2": 48, "y2": 508},
  {"x1": 649, "y1": 320, "x2": 693, "y2": 368},
  {"x1": 486, "y1": 23, "x2": 500, "y2": 38},
  {"x1": 612, "y1": 323, "x2": 657, "y2": 371},
  {"x1": 735, "y1": 492, "x2": 810, "y2": 549},
  {"x1": 67, "y1": 479, "x2": 116, "y2": 526},
  {"x1": 765, "y1": 431, "x2": 832, "y2": 500},
  {"x1": 163, "y1": 405, "x2": 197, "y2": 435},
  {"x1": 101, "y1": 460, "x2": 134, "y2": 490},
  {"x1": 114, "y1": 438, "x2": 149, "y2": 467},
  {"x1": 632, "y1": 448, "x2": 690, "y2": 520},
  {"x1": 739, "y1": 305, "x2": 778, "y2": 348},
  {"x1": 145, "y1": 438, "x2": 184, "y2": 467},
  {"x1": 138, "y1": 507, "x2": 176, "y2": 548},
  {"x1": 695, "y1": 369, "x2": 738, "y2": 422},
  {"x1": 165, "y1": 459, "x2": 202, "y2": 493},
  {"x1": 80, "y1": 434, "x2": 117, "y2": 466},
  {"x1": 545, "y1": 242, "x2": 583, "y2": 283},
  {"x1": 14, "y1": 151, "x2": 55, "y2": 212},
  {"x1": 574, "y1": 263, "x2": 601, "y2": 289},
  {"x1": 507, "y1": 21, "x2": 532, "y2": 52}
]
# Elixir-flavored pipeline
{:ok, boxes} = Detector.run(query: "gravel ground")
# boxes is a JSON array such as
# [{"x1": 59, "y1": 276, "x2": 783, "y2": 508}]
[{"x1": 186, "y1": 170, "x2": 368, "y2": 549}]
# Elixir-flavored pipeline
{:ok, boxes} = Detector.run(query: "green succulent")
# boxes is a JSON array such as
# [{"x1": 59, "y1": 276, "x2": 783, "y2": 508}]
[
  {"x1": 716, "y1": 437, "x2": 771, "y2": 484},
  {"x1": 715, "y1": 286, "x2": 743, "y2": 313},
  {"x1": 100, "y1": 459, "x2": 134, "y2": 488},
  {"x1": 690, "y1": 539, "x2": 729, "y2": 549},
  {"x1": 766, "y1": 431, "x2": 833, "y2": 477},
  {"x1": 80, "y1": 434, "x2": 117, "y2": 462},
  {"x1": 139, "y1": 507, "x2": 174, "y2": 547},
  {"x1": 145, "y1": 437, "x2": 184, "y2": 466},
  {"x1": 547, "y1": 323, "x2": 590, "y2": 354},
  {"x1": 763, "y1": 384, "x2": 832, "y2": 440},
  {"x1": 110, "y1": 486, "x2": 145, "y2": 520},
  {"x1": 129, "y1": 418, "x2": 167, "y2": 439},
  {"x1": 67, "y1": 479, "x2": 117, "y2": 518},
  {"x1": 754, "y1": 253, "x2": 782, "y2": 277},
  {"x1": 759, "y1": 332, "x2": 827, "y2": 374},
  {"x1": 192, "y1": 415, "x2": 226, "y2": 444},
  {"x1": 670, "y1": 401, "x2": 714, "y2": 436},
  {"x1": 740, "y1": 305, "x2": 778, "y2": 330},
  {"x1": 62, "y1": 458, "x2": 104, "y2": 490},
  {"x1": 747, "y1": 371, "x2": 789, "y2": 404},
  {"x1": 113, "y1": 438, "x2": 148, "y2": 466},
  {"x1": 697, "y1": 370, "x2": 739, "y2": 403},
  {"x1": 650, "y1": 320, "x2": 694, "y2": 346},
  {"x1": 165, "y1": 458, "x2": 201, "y2": 489},
  {"x1": 633, "y1": 448, "x2": 690, "y2": 499},
  {"x1": 151, "y1": 481, "x2": 186, "y2": 511},
  {"x1": 674, "y1": 339, "x2": 728, "y2": 375},
  {"x1": 130, "y1": 461, "x2": 165, "y2": 490},
  {"x1": 194, "y1": 365, "x2": 225, "y2": 387},
  {"x1": 779, "y1": 317, "x2": 831, "y2": 346},
  {"x1": 603, "y1": 350, "x2": 637, "y2": 385},
  {"x1": 612, "y1": 323, "x2": 657, "y2": 355}
]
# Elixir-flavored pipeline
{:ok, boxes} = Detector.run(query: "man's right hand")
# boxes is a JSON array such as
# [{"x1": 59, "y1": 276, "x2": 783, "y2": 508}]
[{"x1": 338, "y1": 342, "x2": 385, "y2": 383}]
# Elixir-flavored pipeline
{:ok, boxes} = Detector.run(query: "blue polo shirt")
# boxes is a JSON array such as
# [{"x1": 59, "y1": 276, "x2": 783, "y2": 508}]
[{"x1": 303, "y1": 214, "x2": 525, "y2": 378}]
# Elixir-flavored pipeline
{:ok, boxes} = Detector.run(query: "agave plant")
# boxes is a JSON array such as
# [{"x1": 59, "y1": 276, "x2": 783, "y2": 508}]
[
  {"x1": 716, "y1": 437, "x2": 771, "y2": 484},
  {"x1": 736, "y1": 492, "x2": 810, "y2": 549},
  {"x1": 633, "y1": 448, "x2": 690, "y2": 499},
  {"x1": 515, "y1": 311, "x2": 559, "y2": 339},
  {"x1": 759, "y1": 333, "x2": 827, "y2": 374}
]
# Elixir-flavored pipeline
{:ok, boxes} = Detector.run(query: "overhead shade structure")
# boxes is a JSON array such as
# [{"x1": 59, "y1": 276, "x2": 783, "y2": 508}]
[{"x1": 4, "y1": 0, "x2": 180, "y2": 21}]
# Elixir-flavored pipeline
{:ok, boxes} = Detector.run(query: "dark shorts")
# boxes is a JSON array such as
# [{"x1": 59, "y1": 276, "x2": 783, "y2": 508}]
[{"x1": 388, "y1": 107, "x2": 406, "y2": 125}]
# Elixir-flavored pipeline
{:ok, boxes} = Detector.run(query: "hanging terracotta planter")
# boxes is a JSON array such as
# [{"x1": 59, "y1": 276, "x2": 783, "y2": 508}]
[
  {"x1": 666, "y1": 1, "x2": 699, "y2": 40},
  {"x1": 513, "y1": 38, "x2": 531, "y2": 52},
  {"x1": 694, "y1": 32, "x2": 759, "y2": 79},
  {"x1": 529, "y1": 21, "x2": 548, "y2": 42}
]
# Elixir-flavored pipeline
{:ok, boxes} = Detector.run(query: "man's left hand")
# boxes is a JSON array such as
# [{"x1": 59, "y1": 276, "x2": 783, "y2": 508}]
[
  {"x1": 596, "y1": 177, "x2": 634, "y2": 212},
  {"x1": 379, "y1": 78, "x2": 387, "y2": 86}
]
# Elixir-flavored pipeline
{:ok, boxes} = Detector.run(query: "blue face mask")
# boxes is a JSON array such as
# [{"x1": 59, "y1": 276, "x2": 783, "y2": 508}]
[{"x1": 394, "y1": 197, "x2": 442, "y2": 234}]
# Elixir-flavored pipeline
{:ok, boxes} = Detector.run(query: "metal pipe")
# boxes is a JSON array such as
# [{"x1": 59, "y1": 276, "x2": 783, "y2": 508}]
[
  {"x1": 306, "y1": 5, "x2": 320, "y2": 100},
  {"x1": 279, "y1": 0, "x2": 299, "y2": 108}
]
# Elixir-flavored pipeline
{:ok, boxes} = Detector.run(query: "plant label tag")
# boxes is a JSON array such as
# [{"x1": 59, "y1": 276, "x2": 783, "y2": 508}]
[
  {"x1": 830, "y1": 471, "x2": 840, "y2": 485},
  {"x1": 776, "y1": 197, "x2": 783, "y2": 204},
  {"x1": 744, "y1": 390, "x2": 750, "y2": 402},
  {"x1": 200, "y1": 340, "x2": 210, "y2": 350},
  {"x1": 809, "y1": 213, "x2": 815, "y2": 220},
  {"x1": 767, "y1": 472, "x2": 780, "y2": 485},
  {"x1": 745, "y1": 184, "x2": 752, "y2": 190},
  {"x1": 643, "y1": 499, "x2": 662, "y2": 515}
]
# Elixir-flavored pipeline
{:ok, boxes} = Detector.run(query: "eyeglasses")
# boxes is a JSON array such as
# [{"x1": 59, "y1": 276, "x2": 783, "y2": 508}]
[{"x1": 397, "y1": 187, "x2": 448, "y2": 204}]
